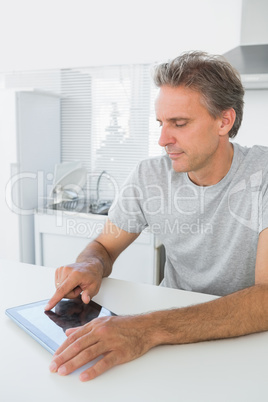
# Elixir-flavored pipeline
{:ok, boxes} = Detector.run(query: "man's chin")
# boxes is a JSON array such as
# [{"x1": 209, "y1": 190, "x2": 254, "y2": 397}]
[{"x1": 171, "y1": 161, "x2": 188, "y2": 173}]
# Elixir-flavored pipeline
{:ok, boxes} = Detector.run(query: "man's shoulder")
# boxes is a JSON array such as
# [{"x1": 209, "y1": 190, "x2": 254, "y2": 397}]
[
  {"x1": 137, "y1": 154, "x2": 173, "y2": 175},
  {"x1": 139, "y1": 153, "x2": 170, "y2": 166},
  {"x1": 235, "y1": 142, "x2": 268, "y2": 168},
  {"x1": 131, "y1": 154, "x2": 182, "y2": 187},
  {"x1": 235, "y1": 142, "x2": 268, "y2": 157}
]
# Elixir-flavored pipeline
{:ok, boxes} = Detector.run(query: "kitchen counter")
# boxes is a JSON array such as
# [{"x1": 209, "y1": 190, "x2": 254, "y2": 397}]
[{"x1": 1, "y1": 259, "x2": 268, "y2": 401}]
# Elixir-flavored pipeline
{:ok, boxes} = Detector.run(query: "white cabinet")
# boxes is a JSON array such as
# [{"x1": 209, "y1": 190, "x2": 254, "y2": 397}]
[
  {"x1": 35, "y1": 210, "x2": 161, "y2": 285},
  {"x1": 0, "y1": 90, "x2": 60, "y2": 263}
]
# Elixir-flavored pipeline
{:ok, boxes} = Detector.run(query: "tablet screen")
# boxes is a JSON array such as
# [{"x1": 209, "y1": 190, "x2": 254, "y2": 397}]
[{"x1": 5, "y1": 297, "x2": 116, "y2": 354}]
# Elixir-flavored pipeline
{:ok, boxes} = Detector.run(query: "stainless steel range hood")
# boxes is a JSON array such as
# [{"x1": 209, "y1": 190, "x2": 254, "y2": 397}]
[
  {"x1": 224, "y1": 44, "x2": 268, "y2": 89},
  {"x1": 223, "y1": 0, "x2": 268, "y2": 89}
]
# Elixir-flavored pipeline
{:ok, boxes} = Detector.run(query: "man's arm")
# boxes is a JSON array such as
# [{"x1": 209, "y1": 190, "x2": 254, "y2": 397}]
[
  {"x1": 148, "y1": 283, "x2": 268, "y2": 345},
  {"x1": 49, "y1": 228, "x2": 268, "y2": 381},
  {"x1": 151, "y1": 226, "x2": 268, "y2": 345},
  {"x1": 49, "y1": 282, "x2": 268, "y2": 381},
  {"x1": 45, "y1": 219, "x2": 139, "y2": 310}
]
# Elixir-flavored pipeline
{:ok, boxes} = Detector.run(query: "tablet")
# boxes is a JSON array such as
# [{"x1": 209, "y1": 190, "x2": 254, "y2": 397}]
[{"x1": 5, "y1": 297, "x2": 116, "y2": 354}]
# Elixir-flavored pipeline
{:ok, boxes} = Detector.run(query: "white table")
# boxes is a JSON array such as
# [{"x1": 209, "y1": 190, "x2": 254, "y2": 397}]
[{"x1": 1, "y1": 259, "x2": 268, "y2": 402}]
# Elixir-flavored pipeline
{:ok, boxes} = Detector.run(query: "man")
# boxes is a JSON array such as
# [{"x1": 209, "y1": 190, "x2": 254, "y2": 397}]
[{"x1": 46, "y1": 51, "x2": 268, "y2": 382}]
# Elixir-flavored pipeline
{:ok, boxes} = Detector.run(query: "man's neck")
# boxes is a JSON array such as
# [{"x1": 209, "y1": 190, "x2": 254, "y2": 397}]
[{"x1": 188, "y1": 141, "x2": 234, "y2": 187}]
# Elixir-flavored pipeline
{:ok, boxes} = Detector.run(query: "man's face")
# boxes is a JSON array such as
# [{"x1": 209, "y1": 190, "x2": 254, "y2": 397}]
[{"x1": 155, "y1": 85, "x2": 224, "y2": 179}]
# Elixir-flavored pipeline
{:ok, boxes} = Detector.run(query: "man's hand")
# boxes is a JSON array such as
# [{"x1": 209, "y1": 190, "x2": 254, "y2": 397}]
[
  {"x1": 45, "y1": 260, "x2": 103, "y2": 311},
  {"x1": 49, "y1": 314, "x2": 156, "y2": 381},
  {"x1": 45, "y1": 223, "x2": 139, "y2": 312}
]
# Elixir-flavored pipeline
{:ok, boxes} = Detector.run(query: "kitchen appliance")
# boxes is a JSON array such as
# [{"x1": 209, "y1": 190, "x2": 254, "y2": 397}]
[
  {"x1": 223, "y1": 0, "x2": 268, "y2": 89},
  {"x1": 0, "y1": 89, "x2": 60, "y2": 263}
]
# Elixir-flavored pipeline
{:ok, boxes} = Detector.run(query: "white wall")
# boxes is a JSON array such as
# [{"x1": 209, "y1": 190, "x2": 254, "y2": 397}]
[
  {"x1": 1, "y1": 0, "x2": 266, "y2": 148},
  {"x1": 235, "y1": 0, "x2": 268, "y2": 147},
  {"x1": 236, "y1": 90, "x2": 268, "y2": 147},
  {"x1": 241, "y1": 0, "x2": 268, "y2": 44},
  {"x1": 0, "y1": 0, "x2": 242, "y2": 72}
]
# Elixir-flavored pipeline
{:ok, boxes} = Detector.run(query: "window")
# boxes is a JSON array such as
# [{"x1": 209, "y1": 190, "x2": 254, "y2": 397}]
[{"x1": 3, "y1": 63, "x2": 163, "y2": 202}]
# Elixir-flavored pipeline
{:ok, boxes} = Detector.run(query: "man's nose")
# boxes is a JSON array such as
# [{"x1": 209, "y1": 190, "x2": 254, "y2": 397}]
[{"x1": 158, "y1": 125, "x2": 175, "y2": 148}]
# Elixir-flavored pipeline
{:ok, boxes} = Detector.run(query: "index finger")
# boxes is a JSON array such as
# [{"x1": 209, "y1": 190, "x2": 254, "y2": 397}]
[{"x1": 44, "y1": 280, "x2": 81, "y2": 311}]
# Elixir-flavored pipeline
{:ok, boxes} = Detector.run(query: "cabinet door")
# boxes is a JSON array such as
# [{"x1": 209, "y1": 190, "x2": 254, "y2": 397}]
[
  {"x1": 0, "y1": 91, "x2": 60, "y2": 263},
  {"x1": 17, "y1": 92, "x2": 60, "y2": 263},
  {"x1": 0, "y1": 91, "x2": 20, "y2": 261},
  {"x1": 35, "y1": 212, "x2": 159, "y2": 284}
]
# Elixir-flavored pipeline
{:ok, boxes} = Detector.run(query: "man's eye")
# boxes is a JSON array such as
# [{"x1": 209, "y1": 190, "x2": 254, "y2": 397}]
[{"x1": 176, "y1": 123, "x2": 186, "y2": 127}]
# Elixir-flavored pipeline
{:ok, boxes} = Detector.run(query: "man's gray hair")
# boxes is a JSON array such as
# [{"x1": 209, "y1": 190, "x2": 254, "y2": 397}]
[{"x1": 153, "y1": 51, "x2": 245, "y2": 138}]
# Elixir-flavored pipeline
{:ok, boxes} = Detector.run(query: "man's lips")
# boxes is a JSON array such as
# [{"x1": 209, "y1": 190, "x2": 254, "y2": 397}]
[{"x1": 166, "y1": 150, "x2": 185, "y2": 159}]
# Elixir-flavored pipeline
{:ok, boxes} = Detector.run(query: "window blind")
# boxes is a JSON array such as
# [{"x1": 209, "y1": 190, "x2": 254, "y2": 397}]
[
  {"x1": 60, "y1": 64, "x2": 162, "y2": 201},
  {"x1": 3, "y1": 63, "x2": 163, "y2": 202}
]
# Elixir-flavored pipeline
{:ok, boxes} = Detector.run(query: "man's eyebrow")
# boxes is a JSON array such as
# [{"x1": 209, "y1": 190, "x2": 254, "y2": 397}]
[{"x1": 156, "y1": 117, "x2": 191, "y2": 122}]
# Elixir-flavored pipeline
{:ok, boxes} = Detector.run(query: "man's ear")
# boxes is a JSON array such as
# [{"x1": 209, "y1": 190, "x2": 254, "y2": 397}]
[{"x1": 219, "y1": 108, "x2": 236, "y2": 136}]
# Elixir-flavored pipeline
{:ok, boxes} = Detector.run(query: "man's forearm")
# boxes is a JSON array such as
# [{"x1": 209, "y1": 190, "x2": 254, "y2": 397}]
[
  {"x1": 76, "y1": 239, "x2": 113, "y2": 278},
  {"x1": 48, "y1": 283, "x2": 268, "y2": 381},
  {"x1": 144, "y1": 284, "x2": 268, "y2": 348}
]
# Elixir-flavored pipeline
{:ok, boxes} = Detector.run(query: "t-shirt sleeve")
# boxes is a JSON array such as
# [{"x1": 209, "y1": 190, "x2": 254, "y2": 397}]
[
  {"x1": 260, "y1": 177, "x2": 268, "y2": 233},
  {"x1": 108, "y1": 162, "x2": 149, "y2": 233}
]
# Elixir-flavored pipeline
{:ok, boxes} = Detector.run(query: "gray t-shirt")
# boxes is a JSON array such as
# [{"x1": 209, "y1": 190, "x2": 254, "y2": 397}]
[{"x1": 108, "y1": 143, "x2": 268, "y2": 296}]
